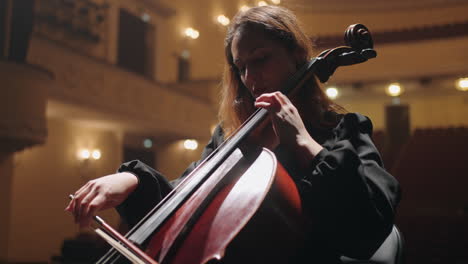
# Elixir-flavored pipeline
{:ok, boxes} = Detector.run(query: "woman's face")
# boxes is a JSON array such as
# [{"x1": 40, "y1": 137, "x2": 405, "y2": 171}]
[{"x1": 231, "y1": 27, "x2": 299, "y2": 98}]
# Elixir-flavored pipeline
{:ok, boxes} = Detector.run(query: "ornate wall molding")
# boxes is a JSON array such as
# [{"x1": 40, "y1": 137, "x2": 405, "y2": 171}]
[
  {"x1": 27, "y1": 35, "x2": 216, "y2": 139},
  {"x1": 291, "y1": 0, "x2": 468, "y2": 13},
  {"x1": 0, "y1": 61, "x2": 50, "y2": 152},
  {"x1": 314, "y1": 21, "x2": 468, "y2": 48},
  {"x1": 136, "y1": 0, "x2": 176, "y2": 18}
]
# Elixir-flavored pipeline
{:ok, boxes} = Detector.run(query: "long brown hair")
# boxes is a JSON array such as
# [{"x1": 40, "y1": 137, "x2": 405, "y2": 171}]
[{"x1": 219, "y1": 6, "x2": 343, "y2": 136}]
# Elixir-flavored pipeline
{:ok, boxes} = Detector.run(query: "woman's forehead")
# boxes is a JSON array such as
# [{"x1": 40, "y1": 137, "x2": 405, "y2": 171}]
[{"x1": 231, "y1": 28, "x2": 274, "y2": 62}]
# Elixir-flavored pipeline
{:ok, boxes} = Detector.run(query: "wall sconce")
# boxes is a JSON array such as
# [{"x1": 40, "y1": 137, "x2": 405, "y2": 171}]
[
  {"x1": 78, "y1": 148, "x2": 101, "y2": 161},
  {"x1": 77, "y1": 148, "x2": 101, "y2": 178},
  {"x1": 216, "y1": 15, "x2": 230, "y2": 26},
  {"x1": 183, "y1": 139, "x2": 198, "y2": 150},
  {"x1": 184, "y1": 27, "x2": 199, "y2": 39}
]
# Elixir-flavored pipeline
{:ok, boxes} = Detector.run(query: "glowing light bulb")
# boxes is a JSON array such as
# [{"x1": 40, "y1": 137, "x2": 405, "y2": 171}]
[
  {"x1": 184, "y1": 28, "x2": 200, "y2": 39},
  {"x1": 386, "y1": 83, "x2": 402, "y2": 97},
  {"x1": 456, "y1": 77, "x2": 468, "y2": 91},
  {"x1": 92, "y1": 150, "x2": 101, "y2": 160},
  {"x1": 191, "y1": 30, "x2": 199, "y2": 39},
  {"x1": 217, "y1": 15, "x2": 230, "y2": 26},
  {"x1": 326, "y1": 87, "x2": 339, "y2": 99},
  {"x1": 183, "y1": 139, "x2": 198, "y2": 150},
  {"x1": 80, "y1": 149, "x2": 90, "y2": 160}
]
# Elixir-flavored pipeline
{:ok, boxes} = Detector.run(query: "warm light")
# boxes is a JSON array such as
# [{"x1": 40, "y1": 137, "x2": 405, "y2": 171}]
[
  {"x1": 325, "y1": 87, "x2": 339, "y2": 99},
  {"x1": 240, "y1": 5, "x2": 250, "y2": 12},
  {"x1": 183, "y1": 139, "x2": 198, "y2": 150},
  {"x1": 258, "y1": 1, "x2": 268, "y2": 6},
  {"x1": 217, "y1": 15, "x2": 230, "y2": 26},
  {"x1": 386, "y1": 83, "x2": 402, "y2": 97},
  {"x1": 79, "y1": 149, "x2": 91, "y2": 160},
  {"x1": 456, "y1": 77, "x2": 468, "y2": 91},
  {"x1": 271, "y1": 0, "x2": 281, "y2": 4},
  {"x1": 184, "y1": 27, "x2": 199, "y2": 39},
  {"x1": 92, "y1": 150, "x2": 101, "y2": 160},
  {"x1": 77, "y1": 148, "x2": 102, "y2": 161}
]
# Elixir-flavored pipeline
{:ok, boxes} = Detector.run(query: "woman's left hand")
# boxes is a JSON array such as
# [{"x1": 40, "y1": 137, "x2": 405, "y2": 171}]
[{"x1": 255, "y1": 92, "x2": 323, "y2": 166}]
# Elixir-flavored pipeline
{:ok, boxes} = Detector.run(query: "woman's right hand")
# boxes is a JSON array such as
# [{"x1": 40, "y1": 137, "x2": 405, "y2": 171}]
[{"x1": 65, "y1": 172, "x2": 139, "y2": 227}]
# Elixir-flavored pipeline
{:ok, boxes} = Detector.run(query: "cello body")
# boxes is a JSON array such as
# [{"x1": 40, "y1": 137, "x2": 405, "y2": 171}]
[{"x1": 144, "y1": 147, "x2": 306, "y2": 264}]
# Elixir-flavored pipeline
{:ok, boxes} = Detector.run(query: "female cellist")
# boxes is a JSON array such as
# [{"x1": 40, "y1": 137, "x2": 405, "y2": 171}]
[{"x1": 66, "y1": 5, "x2": 400, "y2": 263}]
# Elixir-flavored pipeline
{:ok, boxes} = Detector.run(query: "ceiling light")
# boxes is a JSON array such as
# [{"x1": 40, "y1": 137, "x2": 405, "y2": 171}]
[
  {"x1": 386, "y1": 83, "x2": 403, "y2": 97},
  {"x1": 456, "y1": 77, "x2": 468, "y2": 91}
]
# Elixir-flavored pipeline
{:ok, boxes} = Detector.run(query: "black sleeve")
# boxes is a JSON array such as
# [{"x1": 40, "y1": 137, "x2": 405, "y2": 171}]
[
  {"x1": 115, "y1": 125, "x2": 225, "y2": 227},
  {"x1": 115, "y1": 160, "x2": 173, "y2": 227},
  {"x1": 298, "y1": 113, "x2": 401, "y2": 259}
]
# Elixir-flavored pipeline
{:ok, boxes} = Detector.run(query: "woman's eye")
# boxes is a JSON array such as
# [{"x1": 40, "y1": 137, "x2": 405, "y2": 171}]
[
  {"x1": 257, "y1": 55, "x2": 268, "y2": 62},
  {"x1": 253, "y1": 55, "x2": 269, "y2": 66},
  {"x1": 236, "y1": 54, "x2": 269, "y2": 76}
]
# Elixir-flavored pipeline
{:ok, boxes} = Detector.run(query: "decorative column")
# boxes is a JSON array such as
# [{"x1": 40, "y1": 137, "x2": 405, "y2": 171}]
[
  {"x1": 384, "y1": 101, "x2": 411, "y2": 170},
  {"x1": 0, "y1": 61, "x2": 52, "y2": 262}
]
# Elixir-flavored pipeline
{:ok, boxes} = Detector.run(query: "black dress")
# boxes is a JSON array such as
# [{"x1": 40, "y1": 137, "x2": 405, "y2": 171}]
[{"x1": 116, "y1": 112, "x2": 401, "y2": 263}]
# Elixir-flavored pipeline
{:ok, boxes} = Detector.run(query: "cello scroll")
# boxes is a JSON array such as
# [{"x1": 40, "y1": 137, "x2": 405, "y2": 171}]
[{"x1": 315, "y1": 23, "x2": 377, "y2": 83}]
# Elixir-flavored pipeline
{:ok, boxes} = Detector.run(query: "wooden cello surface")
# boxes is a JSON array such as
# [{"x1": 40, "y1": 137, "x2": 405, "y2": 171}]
[{"x1": 144, "y1": 147, "x2": 305, "y2": 264}]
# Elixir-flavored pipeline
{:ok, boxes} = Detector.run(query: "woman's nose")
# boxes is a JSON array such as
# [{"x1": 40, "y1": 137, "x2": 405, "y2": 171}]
[{"x1": 243, "y1": 67, "x2": 259, "y2": 92}]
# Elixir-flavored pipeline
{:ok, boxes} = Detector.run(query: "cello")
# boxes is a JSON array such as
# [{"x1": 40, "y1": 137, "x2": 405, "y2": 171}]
[{"x1": 88, "y1": 24, "x2": 377, "y2": 264}]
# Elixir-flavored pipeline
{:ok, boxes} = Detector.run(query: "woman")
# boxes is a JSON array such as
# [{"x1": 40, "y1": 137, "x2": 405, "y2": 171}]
[{"x1": 66, "y1": 5, "x2": 400, "y2": 263}]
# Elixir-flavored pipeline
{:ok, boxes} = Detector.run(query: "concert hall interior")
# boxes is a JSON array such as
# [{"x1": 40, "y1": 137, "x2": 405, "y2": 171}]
[{"x1": 1, "y1": 0, "x2": 467, "y2": 263}]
